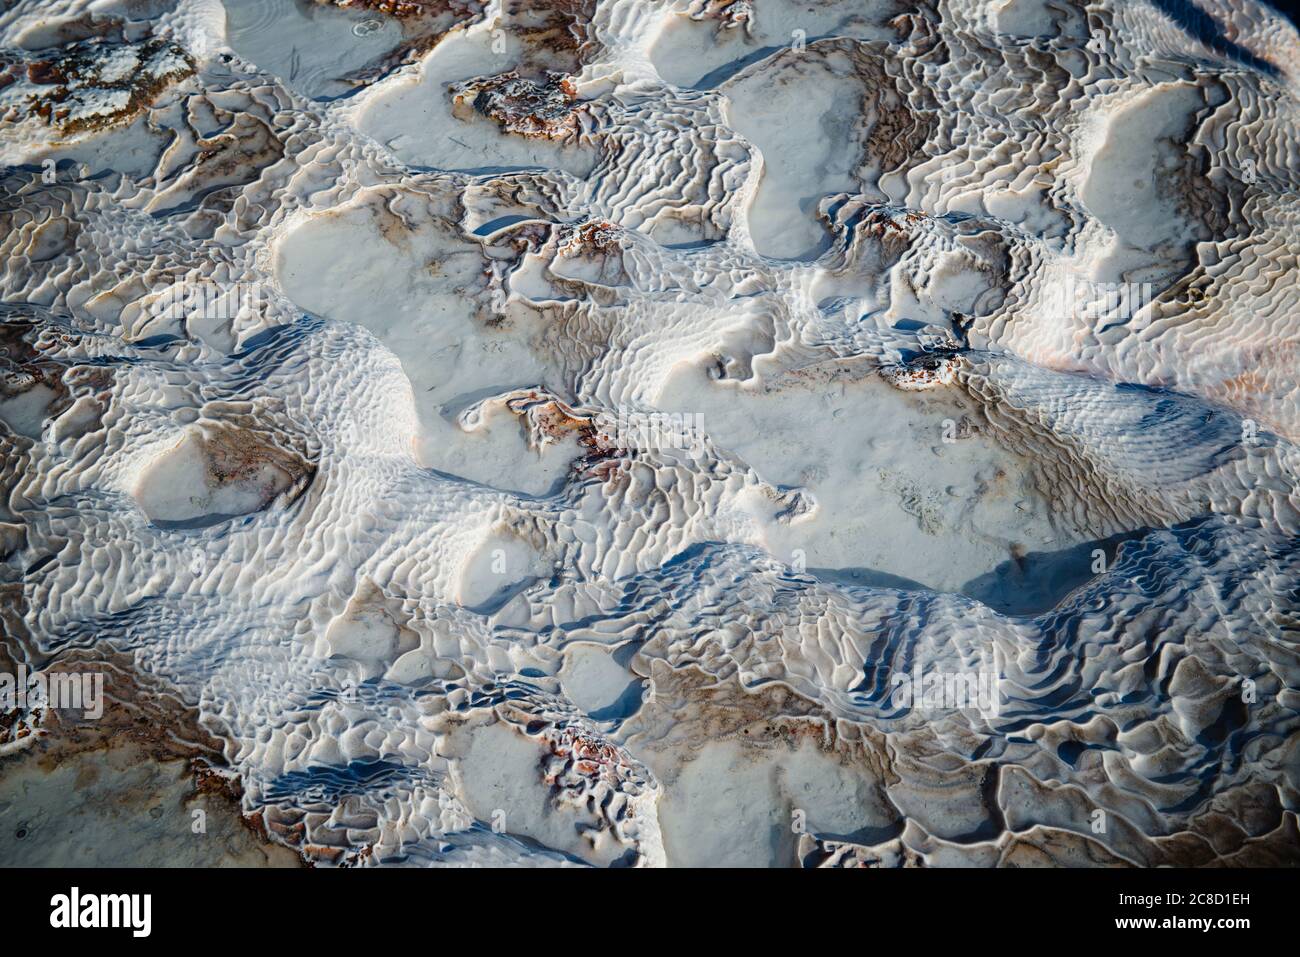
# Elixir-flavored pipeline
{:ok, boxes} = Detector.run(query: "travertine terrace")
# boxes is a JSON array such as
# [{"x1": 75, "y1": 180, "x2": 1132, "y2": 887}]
[{"x1": 1, "y1": 0, "x2": 1299, "y2": 867}]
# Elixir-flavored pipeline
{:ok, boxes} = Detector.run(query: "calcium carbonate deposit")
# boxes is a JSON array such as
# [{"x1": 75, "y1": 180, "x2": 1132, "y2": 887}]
[{"x1": 1, "y1": 0, "x2": 1299, "y2": 867}]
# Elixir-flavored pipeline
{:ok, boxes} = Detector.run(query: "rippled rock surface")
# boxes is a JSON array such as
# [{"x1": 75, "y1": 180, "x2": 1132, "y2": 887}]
[{"x1": 1, "y1": 0, "x2": 1298, "y2": 867}]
